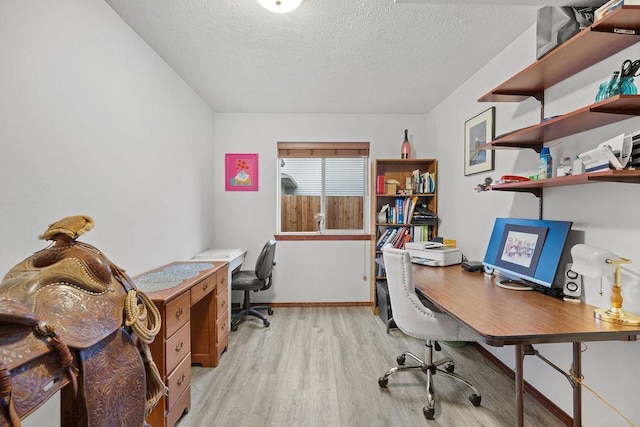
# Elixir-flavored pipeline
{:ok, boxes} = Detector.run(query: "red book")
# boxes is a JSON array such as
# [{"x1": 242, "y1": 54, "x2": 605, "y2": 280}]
[{"x1": 376, "y1": 175, "x2": 385, "y2": 194}]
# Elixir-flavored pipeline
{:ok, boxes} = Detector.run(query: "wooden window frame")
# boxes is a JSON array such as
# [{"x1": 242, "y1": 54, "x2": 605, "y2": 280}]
[{"x1": 277, "y1": 142, "x2": 371, "y2": 241}]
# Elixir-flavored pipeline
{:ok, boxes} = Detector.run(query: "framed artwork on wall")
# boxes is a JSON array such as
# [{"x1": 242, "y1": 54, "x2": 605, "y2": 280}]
[
  {"x1": 464, "y1": 107, "x2": 495, "y2": 176},
  {"x1": 225, "y1": 153, "x2": 259, "y2": 191}
]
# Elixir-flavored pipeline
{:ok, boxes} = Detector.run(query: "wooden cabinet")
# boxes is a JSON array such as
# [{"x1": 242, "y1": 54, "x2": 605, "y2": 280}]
[
  {"x1": 137, "y1": 261, "x2": 229, "y2": 427},
  {"x1": 370, "y1": 159, "x2": 437, "y2": 311},
  {"x1": 478, "y1": 6, "x2": 640, "y2": 193}
]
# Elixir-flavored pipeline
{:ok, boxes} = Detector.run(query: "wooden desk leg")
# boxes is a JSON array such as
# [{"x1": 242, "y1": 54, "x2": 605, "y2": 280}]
[
  {"x1": 515, "y1": 344, "x2": 524, "y2": 427},
  {"x1": 573, "y1": 342, "x2": 582, "y2": 427}
]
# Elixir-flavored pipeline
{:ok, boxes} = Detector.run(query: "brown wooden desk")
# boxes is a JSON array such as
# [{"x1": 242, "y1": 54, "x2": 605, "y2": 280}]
[
  {"x1": 412, "y1": 265, "x2": 640, "y2": 427},
  {"x1": 135, "y1": 261, "x2": 229, "y2": 427}
]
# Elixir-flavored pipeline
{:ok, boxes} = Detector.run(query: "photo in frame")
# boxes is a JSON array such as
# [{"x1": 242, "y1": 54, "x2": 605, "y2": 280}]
[
  {"x1": 225, "y1": 153, "x2": 259, "y2": 191},
  {"x1": 464, "y1": 107, "x2": 495, "y2": 176}
]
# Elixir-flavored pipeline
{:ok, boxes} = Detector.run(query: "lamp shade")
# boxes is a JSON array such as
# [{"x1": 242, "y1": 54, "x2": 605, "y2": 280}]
[
  {"x1": 570, "y1": 244, "x2": 616, "y2": 279},
  {"x1": 257, "y1": 0, "x2": 303, "y2": 13}
]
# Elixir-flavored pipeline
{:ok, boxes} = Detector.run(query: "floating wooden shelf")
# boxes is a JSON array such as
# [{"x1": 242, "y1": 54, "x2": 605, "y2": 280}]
[
  {"x1": 479, "y1": 6, "x2": 640, "y2": 103},
  {"x1": 491, "y1": 170, "x2": 640, "y2": 196},
  {"x1": 476, "y1": 6, "x2": 640, "y2": 196},
  {"x1": 478, "y1": 95, "x2": 640, "y2": 152}
]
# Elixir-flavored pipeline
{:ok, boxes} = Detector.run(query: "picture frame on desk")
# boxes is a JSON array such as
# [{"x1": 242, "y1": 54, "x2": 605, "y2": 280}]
[
  {"x1": 225, "y1": 153, "x2": 259, "y2": 191},
  {"x1": 464, "y1": 107, "x2": 495, "y2": 176}
]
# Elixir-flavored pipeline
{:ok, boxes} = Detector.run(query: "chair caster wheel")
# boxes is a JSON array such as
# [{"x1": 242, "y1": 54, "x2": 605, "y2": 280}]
[
  {"x1": 231, "y1": 324, "x2": 238, "y2": 331},
  {"x1": 378, "y1": 377, "x2": 388, "y2": 388},
  {"x1": 423, "y1": 406, "x2": 435, "y2": 420},
  {"x1": 445, "y1": 363, "x2": 455, "y2": 373},
  {"x1": 397, "y1": 355, "x2": 406, "y2": 365},
  {"x1": 263, "y1": 320, "x2": 270, "y2": 327},
  {"x1": 267, "y1": 308, "x2": 274, "y2": 315},
  {"x1": 469, "y1": 394, "x2": 481, "y2": 407}
]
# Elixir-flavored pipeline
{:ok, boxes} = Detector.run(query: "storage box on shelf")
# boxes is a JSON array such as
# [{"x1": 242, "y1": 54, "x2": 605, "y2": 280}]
[
  {"x1": 477, "y1": 6, "x2": 640, "y2": 193},
  {"x1": 370, "y1": 159, "x2": 438, "y2": 313}
]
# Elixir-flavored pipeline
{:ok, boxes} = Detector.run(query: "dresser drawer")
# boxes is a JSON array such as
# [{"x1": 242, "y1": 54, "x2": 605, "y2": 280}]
[
  {"x1": 165, "y1": 291, "x2": 191, "y2": 338},
  {"x1": 165, "y1": 321, "x2": 191, "y2": 374},
  {"x1": 190, "y1": 273, "x2": 216, "y2": 306},
  {"x1": 166, "y1": 384, "x2": 190, "y2": 427},
  {"x1": 216, "y1": 266, "x2": 228, "y2": 293},
  {"x1": 216, "y1": 309, "x2": 229, "y2": 345},
  {"x1": 166, "y1": 353, "x2": 191, "y2": 410},
  {"x1": 216, "y1": 284, "x2": 228, "y2": 316}
]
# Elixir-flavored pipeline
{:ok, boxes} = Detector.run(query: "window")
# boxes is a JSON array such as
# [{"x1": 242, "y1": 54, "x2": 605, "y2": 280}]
[{"x1": 278, "y1": 142, "x2": 369, "y2": 236}]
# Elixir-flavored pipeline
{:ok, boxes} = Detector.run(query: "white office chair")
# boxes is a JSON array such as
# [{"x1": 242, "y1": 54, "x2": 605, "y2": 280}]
[{"x1": 378, "y1": 245, "x2": 482, "y2": 420}]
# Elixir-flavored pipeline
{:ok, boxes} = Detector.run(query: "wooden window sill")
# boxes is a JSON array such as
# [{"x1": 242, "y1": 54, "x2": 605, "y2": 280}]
[{"x1": 275, "y1": 234, "x2": 372, "y2": 241}]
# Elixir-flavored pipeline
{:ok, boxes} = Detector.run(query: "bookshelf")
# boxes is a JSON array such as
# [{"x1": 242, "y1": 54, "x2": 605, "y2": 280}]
[{"x1": 370, "y1": 159, "x2": 438, "y2": 312}]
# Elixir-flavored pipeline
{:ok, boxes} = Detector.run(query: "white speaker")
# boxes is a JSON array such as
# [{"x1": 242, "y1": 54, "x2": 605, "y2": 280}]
[{"x1": 562, "y1": 263, "x2": 582, "y2": 299}]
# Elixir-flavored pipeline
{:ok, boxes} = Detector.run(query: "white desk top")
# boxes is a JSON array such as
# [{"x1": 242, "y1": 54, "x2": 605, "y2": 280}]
[{"x1": 193, "y1": 248, "x2": 247, "y2": 261}]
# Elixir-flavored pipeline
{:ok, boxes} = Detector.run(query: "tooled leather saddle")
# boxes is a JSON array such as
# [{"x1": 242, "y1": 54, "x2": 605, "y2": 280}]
[{"x1": 0, "y1": 216, "x2": 165, "y2": 426}]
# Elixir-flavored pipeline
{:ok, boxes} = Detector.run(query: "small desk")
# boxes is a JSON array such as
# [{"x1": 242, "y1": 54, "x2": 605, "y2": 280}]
[
  {"x1": 135, "y1": 261, "x2": 229, "y2": 427},
  {"x1": 192, "y1": 248, "x2": 247, "y2": 330},
  {"x1": 412, "y1": 265, "x2": 640, "y2": 427}
]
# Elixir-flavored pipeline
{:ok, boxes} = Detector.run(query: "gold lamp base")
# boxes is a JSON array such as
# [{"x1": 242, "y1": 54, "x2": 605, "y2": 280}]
[{"x1": 594, "y1": 307, "x2": 640, "y2": 326}]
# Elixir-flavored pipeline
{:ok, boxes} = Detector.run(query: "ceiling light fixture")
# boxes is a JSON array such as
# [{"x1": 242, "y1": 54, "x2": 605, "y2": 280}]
[{"x1": 257, "y1": 0, "x2": 303, "y2": 13}]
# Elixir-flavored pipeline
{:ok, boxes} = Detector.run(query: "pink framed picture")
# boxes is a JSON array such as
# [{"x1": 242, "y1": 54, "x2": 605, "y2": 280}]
[{"x1": 225, "y1": 153, "x2": 259, "y2": 191}]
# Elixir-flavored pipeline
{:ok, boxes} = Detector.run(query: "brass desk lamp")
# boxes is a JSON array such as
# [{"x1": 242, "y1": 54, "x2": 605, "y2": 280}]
[{"x1": 571, "y1": 244, "x2": 640, "y2": 326}]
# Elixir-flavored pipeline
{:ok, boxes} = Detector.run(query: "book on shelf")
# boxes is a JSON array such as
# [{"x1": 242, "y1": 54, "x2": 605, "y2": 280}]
[
  {"x1": 390, "y1": 228, "x2": 410, "y2": 249},
  {"x1": 376, "y1": 228, "x2": 397, "y2": 250},
  {"x1": 405, "y1": 196, "x2": 418, "y2": 224},
  {"x1": 411, "y1": 205, "x2": 437, "y2": 225},
  {"x1": 376, "y1": 228, "x2": 391, "y2": 248},
  {"x1": 396, "y1": 197, "x2": 405, "y2": 224},
  {"x1": 375, "y1": 254, "x2": 386, "y2": 277},
  {"x1": 376, "y1": 175, "x2": 385, "y2": 194},
  {"x1": 411, "y1": 225, "x2": 431, "y2": 242},
  {"x1": 385, "y1": 196, "x2": 420, "y2": 225}
]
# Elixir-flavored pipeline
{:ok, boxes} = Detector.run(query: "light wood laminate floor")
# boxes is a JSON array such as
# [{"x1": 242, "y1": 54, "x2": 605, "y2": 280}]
[{"x1": 177, "y1": 306, "x2": 564, "y2": 426}]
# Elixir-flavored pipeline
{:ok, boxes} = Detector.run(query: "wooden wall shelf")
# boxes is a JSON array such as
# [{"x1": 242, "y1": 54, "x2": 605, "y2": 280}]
[
  {"x1": 479, "y1": 6, "x2": 640, "y2": 103},
  {"x1": 478, "y1": 95, "x2": 640, "y2": 152},
  {"x1": 491, "y1": 170, "x2": 640, "y2": 196}
]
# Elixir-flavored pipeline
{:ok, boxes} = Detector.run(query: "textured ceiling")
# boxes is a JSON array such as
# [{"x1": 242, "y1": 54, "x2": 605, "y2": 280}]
[{"x1": 103, "y1": 0, "x2": 599, "y2": 114}]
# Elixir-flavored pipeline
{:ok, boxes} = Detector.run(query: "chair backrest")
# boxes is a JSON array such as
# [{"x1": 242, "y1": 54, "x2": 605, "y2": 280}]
[
  {"x1": 254, "y1": 239, "x2": 277, "y2": 281},
  {"x1": 382, "y1": 245, "x2": 478, "y2": 342}
]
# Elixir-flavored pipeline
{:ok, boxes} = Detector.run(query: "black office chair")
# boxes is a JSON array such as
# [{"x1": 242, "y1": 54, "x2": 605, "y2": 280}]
[{"x1": 230, "y1": 239, "x2": 276, "y2": 331}]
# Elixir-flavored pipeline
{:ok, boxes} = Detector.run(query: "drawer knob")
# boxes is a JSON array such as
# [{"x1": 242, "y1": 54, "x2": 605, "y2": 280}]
[
  {"x1": 177, "y1": 373, "x2": 186, "y2": 386},
  {"x1": 202, "y1": 283, "x2": 208, "y2": 291},
  {"x1": 175, "y1": 341, "x2": 184, "y2": 352},
  {"x1": 175, "y1": 307, "x2": 184, "y2": 318},
  {"x1": 221, "y1": 300, "x2": 225, "y2": 307}
]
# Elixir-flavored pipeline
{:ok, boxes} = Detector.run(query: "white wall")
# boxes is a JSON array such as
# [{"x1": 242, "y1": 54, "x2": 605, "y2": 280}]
[
  {"x1": 213, "y1": 114, "x2": 431, "y2": 303},
  {"x1": 427, "y1": 25, "x2": 640, "y2": 426},
  {"x1": 0, "y1": 0, "x2": 216, "y2": 277},
  {"x1": 0, "y1": 1, "x2": 216, "y2": 424}
]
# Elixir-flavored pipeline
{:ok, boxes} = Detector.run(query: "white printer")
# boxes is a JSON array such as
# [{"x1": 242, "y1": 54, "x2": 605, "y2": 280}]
[{"x1": 405, "y1": 242, "x2": 462, "y2": 267}]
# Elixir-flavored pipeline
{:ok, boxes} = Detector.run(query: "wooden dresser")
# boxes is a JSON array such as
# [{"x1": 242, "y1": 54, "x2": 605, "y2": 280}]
[{"x1": 135, "y1": 261, "x2": 229, "y2": 427}]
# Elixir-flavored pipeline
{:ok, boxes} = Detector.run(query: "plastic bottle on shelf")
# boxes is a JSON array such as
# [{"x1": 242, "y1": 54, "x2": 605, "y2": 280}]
[{"x1": 537, "y1": 147, "x2": 553, "y2": 179}]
